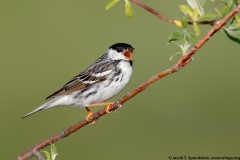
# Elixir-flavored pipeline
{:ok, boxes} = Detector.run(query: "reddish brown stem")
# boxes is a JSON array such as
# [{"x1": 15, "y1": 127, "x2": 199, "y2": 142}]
[
  {"x1": 130, "y1": 0, "x2": 218, "y2": 25},
  {"x1": 131, "y1": 0, "x2": 175, "y2": 24},
  {"x1": 16, "y1": 4, "x2": 240, "y2": 160}
]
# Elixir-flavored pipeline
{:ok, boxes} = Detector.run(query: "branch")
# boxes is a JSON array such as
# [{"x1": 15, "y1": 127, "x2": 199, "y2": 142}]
[
  {"x1": 33, "y1": 151, "x2": 45, "y2": 160},
  {"x1": 130, "y1": 0, "x2": 218, "y2": 25},
  {"x1": 16, "y1": 4, "x2": 240, "y2": 160}
]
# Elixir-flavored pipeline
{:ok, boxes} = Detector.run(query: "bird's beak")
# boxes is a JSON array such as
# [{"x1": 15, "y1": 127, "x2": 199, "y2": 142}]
[{"x1": 124, "y1": 48, "x2": 134, "y2": 60}]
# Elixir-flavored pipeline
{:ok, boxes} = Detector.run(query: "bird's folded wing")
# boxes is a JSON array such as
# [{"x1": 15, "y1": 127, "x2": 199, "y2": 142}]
[{"x1": 45, "y1": 60, "x2": 115, "y2": 100}]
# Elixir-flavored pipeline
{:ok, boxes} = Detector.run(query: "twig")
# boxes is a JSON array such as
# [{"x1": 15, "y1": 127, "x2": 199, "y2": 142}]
[
  {"x1": 130, "y1": 0, "x2": 218, "y2": 25},
  {"x1": 16, "y1": 4, "x2": 240, "y2": 160},
  {"x1": 33, "y1": 151, "x2": 45, "y2": 160}
]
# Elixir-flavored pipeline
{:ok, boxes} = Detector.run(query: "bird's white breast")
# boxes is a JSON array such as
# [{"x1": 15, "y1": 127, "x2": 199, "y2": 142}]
[{"x1": 74, "y1": 60, "x2": 132, "y2": 107}]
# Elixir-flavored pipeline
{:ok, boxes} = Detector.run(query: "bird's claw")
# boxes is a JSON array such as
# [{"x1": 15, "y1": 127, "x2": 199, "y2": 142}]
[
  {"x1": 85, "y1": 108, "x2": 97, "y2": 124},
  {"x1": 105, "y1": 102, "x2": 115, "y2": 113}
]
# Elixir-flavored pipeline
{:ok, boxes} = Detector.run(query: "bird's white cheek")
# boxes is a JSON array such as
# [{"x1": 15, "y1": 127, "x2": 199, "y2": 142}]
[{"x1": 107, "y1": 49, "x2": 127, "y2": 60}]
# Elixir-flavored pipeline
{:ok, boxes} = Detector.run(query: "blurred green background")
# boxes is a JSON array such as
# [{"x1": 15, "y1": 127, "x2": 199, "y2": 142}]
[{"x1": 1, "y1": 0, "x2": 240, "y2": 159}]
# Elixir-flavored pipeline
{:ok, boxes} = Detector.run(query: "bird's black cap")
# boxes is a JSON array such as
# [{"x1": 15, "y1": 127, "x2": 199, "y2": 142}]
[{"x1": 109, "y1": 43, "x2": 134, "y2": 52}]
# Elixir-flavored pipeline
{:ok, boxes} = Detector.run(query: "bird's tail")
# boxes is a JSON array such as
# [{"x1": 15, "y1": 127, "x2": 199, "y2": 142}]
[{"x1": 21, "y1": 97, "x2": 63, "y2": 119}]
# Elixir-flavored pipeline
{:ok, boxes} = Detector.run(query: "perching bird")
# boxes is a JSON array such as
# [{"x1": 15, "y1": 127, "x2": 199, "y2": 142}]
[{"x1": 22, "y1": 43, "x2": 134, "y2": 121}]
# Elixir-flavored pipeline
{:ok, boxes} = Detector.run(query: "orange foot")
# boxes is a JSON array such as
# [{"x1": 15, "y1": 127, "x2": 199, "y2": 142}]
[
  {"x1": 87, "y1": 102, "x2": 115, "y2": 113},
  {"x1": 85, "y1": 107, "x2": 97, "y2": 124},
  {"x1": 105, "y1": 102, "x2": 114, "y2": 113}
]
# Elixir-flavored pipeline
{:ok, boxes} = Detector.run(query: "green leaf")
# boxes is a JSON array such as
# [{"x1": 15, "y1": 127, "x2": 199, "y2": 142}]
[
  {"x1": 105, "y1": 0, "x2": 120, "y2": 10},
  {"x1": 226, "y1": 0, "x2": 234, "y2": 7},
  {"x1": 193, "y1": 23, "x2": 200, "y2": 36},
  {"x1": 168, "y1": 31, "x2": 181, "y2": 42},
  {"x1": 228, "y1": 23, "x2": 240, "y2": 31},
  {"x1": 186, "y1": 0, "x2": 197, "y2": 9},
  {"x1": 186, "y1": 0, "x2": 205, "y2": 16},
  {"x1": 214, "y1": 8, "x2": 222, "y2": 17},
  {"x1": 51, "y1": 144, "x2": 58, "y2": 160},
  {"x1": 43, "y1": 151, "x2": 51, "y2": 160},
  {"x1": 180, "y1": 5, "x2": 193, "y2": 17},
  {"x1": 224, "y1": 28, "x2": 240, "y2": 38},
  {"x1": 125, "y1": 0, "x2": 134, "y2": 17},
  {"x1": 233, "y1": 0, "x2": 239, "y2": 4},
  {"x1": 222, "y1": 0, "x2": 235, "y2": 18},
  {"x1": 224, "y1": 23, "x2": 240, "y2": 44},
  {"x1": 224, "y1": 28, "x2": 240, "y2": 44},
  {"x1": 169, "y1": 52, "x2": 182, "y2": 61},
  {"x1": 179, "y1": 30, "x2": 196, "y2": 45},
  {"x1": 171, "y1": 41, "x2": 192, "y2": 55},
  {"x1": 235, "y1": 15, "x2": 240, "y2": 23},
  {"x1": 181, "y1": 41, "x2": 192, "y2": 54},
  {"x1": 224, "y1": 23, "x2": 240, "y2": 39},
  {"x1": 197, "y1": 12, "x2": 217, "y2": 21},
  {"x1": 181, "y1": 16, "x2": 188, "y2": 28},
  {"x1": 180, "y1": 30, "x2": 189, "y2": 45},
  {"x1": 190, "y1": 32, "x2": 197, "y2": 42},
  {"x1": 192, "y1": 8, "x2": 199, "y2": 21}
]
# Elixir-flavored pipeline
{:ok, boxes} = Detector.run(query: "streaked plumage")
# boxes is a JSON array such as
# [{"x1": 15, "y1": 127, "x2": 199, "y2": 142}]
[{"x1": 22, "y1": 43, "x2": 134, "y2": 118}]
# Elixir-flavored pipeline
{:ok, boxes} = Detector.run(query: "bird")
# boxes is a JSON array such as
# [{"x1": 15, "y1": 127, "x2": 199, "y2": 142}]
[{"x1": 22, "y1": 43, "x2": 135, "y2": 122}]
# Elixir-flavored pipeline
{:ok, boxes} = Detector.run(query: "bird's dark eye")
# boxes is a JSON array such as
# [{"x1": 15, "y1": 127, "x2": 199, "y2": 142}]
[{"x1": 116, "y1": 48, "x2": 122, "y2": 52}]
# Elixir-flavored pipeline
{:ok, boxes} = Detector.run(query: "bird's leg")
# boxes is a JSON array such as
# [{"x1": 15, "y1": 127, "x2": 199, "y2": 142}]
[
  {"x1": 87, "y1": 102, "x2": 115, "y2": 113},
  {"x1": 85, "y1": 102, "x2": 114, "y2": 124},
  {"x1": 105, "y1": 102, "x2": 114, "y2": 113},
  {"x1": 85, "y1": 107, "x2": 97, "y2": 124}
]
